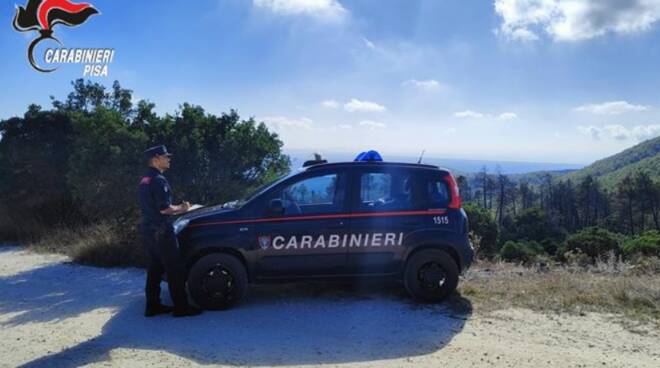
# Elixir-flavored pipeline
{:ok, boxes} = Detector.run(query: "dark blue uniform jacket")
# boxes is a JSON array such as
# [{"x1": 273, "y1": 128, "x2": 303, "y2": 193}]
[{"x1": 139, "y1": 167, "x2": 172, "y2": 229}]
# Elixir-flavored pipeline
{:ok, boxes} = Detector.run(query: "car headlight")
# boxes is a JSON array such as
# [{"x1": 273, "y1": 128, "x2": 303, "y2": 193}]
[{"x1": 173, "y1": 218, "x2": 190, "y2": 234}]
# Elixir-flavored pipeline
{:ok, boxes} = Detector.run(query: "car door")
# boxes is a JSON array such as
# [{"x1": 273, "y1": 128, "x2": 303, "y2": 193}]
[
  {"x1": 252, "y1": 169, "x2": 350, "y2": 279},
  {"x1": 346, "y1": 167, "x2": 427, "y2": 274}
]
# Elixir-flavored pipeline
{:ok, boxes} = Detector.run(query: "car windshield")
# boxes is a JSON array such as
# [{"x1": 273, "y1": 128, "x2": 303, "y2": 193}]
[{"x1": 221, "y1": 171, "x2": 296, "y2": 208}]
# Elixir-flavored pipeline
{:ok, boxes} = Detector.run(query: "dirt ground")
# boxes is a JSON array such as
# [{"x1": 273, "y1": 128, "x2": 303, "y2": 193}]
[{"x1": 0, "y1": 245, "x2": 658, "y2": 368}]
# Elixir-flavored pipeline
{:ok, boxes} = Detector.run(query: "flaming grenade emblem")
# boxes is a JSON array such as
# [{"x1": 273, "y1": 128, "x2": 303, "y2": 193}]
[{"x1": 13, "y1": 0, "x2": 98, "y2": 72}]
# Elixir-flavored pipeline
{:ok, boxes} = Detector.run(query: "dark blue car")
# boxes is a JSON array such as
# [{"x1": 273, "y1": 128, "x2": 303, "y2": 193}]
[{"x1": 174, "y1": 158, "x2": 474, "y2": 309}]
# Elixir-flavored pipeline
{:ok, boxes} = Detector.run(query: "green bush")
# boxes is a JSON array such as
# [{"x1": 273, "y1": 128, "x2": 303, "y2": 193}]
[
  {"x1": 500, "y1": 240, "x2": 544, "y2": 263},
  {"x1": 563, "y1": 226, "x2": 620, "y2": 260},
  {"x1": 67, "y1": 108, "x2": 147, "y2": 224},
  {"x1": 0, "y1": 106, "x2": 77, "y2": 236},
  {"x1": 622, "y1": 230, "x2": 660, "y2": 257},
  {"x1": 463, "y1": 203, "x2": 499, "y2": 257},
  {"x1": 0, "y1": 80, "x2": 291, "y2": 265},
  {"x1": 500, "y1": 207, "x2": 565, "y2": 253}
]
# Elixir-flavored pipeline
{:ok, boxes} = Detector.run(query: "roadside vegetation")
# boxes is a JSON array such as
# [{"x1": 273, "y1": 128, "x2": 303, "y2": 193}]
[
  {"x1": 1, "y1": 79, "x2": 659, "y2": 320},
  {"x1": 459, "y1": 256, "x2": 660, "y2": 322},
  {"x1": 25, "y1": 222, "x2": 145, "y2": 268},
  {"x1": 0, "y1": 79, "x2": 289, "y2": 267}
]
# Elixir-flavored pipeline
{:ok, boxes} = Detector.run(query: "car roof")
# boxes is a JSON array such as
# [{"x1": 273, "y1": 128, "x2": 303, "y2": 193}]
[{"x1": 302, "y1": 161, "x2": 451, "y2": 173}]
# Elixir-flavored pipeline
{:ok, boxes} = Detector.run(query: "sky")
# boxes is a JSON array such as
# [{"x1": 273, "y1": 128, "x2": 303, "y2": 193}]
[{"x1": 2, "y1": 0, "x2": 660, "y2": 165}]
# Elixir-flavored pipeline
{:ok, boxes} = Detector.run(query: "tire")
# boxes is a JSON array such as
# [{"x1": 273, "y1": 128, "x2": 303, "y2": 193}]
[
  {"x1": 187, "y1": 253, "x2": 248, "y2": 310},
  {"x1": 403, "y1": 249, "x2": 459, "y2": 303}
]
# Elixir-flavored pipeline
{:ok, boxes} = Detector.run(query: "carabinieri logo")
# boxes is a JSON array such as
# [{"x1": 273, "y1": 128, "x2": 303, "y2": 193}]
[
  {"x1": 258, "y1": 235, "x2": 272, "y2": 250},
  {"x1": 13, "y1": 0, "x2": 113, "y2": 75}
]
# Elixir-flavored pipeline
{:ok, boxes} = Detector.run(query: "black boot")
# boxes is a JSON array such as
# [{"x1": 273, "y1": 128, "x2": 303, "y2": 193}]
[{"x1": 145, "y1": 303, "x2": 174, "y2": 317}]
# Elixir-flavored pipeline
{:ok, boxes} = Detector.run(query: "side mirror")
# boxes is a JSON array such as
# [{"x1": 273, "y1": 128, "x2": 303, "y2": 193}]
[{"x1": 268, "y1": 199, "x2": 285, "y2": 216}]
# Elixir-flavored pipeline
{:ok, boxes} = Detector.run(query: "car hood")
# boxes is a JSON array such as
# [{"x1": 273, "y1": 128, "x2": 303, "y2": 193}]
[{"x1": 177, "y1": 204, "x2": 238, "y2": 223}]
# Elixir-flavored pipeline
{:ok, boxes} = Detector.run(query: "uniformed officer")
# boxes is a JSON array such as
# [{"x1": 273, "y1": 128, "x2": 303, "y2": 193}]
[{"x1": 139, "y1": 145, "x2": 202, "y2": 317}]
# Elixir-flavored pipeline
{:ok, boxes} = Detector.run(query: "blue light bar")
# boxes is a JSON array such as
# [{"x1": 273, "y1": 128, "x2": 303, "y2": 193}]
[{"x1": 354, "y1": 150, "x2": 383, "y2": 162}]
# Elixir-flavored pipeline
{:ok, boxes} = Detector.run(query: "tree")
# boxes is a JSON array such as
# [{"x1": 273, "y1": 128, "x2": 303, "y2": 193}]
[
  {"x1": 1, "y1": 79, "x2": 291, "y2": 243},
  {"x1": 495, "y1": 173, "x2": 515, "y2": 224},
  {"x1": 554, "y1": 179, "x2": 579, "y2": 232},
  {"x1": 563, "y1": 226, "x2": 620, "y2": 260},
  {"x1": 518, "y1": 180, "x2": 534, "y2": 210},
  {"x1": 162, "y1": 106, "x2": 290, "y2": 205},
  {"x1": 634, "y1": 171, "x2": 660, "y2": 231},
  {"x1": 477, "y1": 166, "x2": 489, "y2": 208},
  {"x1": 500, "y1": 207, "x2": 564, "y2": 255},
  {"x1": 0, "y1": 106, "x2": 77, "y2": 234},
  {"x1": 622, "y1": 230, "x2": 660, "y2": 257},
  {"x1": 615, "y1": 175, "x2": 637, "y2": 235},
  {"x1": 463, "y1": 203, "x2": 499, "y2": 257},
  {"x1": 538, "y1": 173, "x2": 553, "y2": 211},
  {"x1": 576, "y1": 175, "x2": 609, "y2": 228},
  {"x1": 66, "y1": 107, "x2": 148, "y2": 224},
  {"x1": 456, "y1": 175, "x2": 471, "y2": 202}
]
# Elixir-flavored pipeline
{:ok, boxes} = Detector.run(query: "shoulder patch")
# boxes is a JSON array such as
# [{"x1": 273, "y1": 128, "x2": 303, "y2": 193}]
[{"x1": 140, "y1": 176, "x2": 152, "y2": 185}]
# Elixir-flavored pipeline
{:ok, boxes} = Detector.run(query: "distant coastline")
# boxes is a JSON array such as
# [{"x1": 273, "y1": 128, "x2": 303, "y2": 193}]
[{"x1": 284, "y1": 149, "x2": 585, "y2": 175}]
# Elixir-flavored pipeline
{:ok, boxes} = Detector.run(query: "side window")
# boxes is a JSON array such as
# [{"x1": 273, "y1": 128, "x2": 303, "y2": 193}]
[
  {"x1": 272, "y1": 173, "x2": 343, "y2": 215},
  {"x1": 359, "y1": 171, "x2": 414, "y2": 211},
  {"x1": 425, "y1": 174, "x2": 451, "y2": 208}
]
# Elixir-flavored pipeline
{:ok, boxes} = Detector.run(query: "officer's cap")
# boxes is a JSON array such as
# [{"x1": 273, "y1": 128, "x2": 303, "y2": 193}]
[{"x1": 143, "y1": 145, "x2": 172, "y2": 160}]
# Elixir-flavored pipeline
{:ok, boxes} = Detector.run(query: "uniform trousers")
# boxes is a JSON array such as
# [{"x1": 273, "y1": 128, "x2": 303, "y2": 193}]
[{"x1": 140, "y1": 224, "x2": 189, "y2": 309}]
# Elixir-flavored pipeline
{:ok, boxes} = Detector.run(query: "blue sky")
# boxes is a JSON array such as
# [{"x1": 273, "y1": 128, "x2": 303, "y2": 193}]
[{"x1": 2, "y1": 0, "x2": 660, "y2": 164}]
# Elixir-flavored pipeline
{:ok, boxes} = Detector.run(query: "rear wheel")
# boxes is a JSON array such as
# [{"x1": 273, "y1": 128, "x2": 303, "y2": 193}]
[
  {"x1": 187, "y1": 253, "x2": 248, "y2": 310},
  {"x1": 403, "y1": 249, "x2": 459, "y2": 303}
]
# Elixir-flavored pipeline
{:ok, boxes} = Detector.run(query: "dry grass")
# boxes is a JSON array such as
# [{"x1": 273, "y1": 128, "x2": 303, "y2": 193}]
[
  {"x1": 459, "y1": 257, "x2": 660, "y2": 322},
  {"x1": 26, "y1": 222, "x2": 145, "y2": 268}
]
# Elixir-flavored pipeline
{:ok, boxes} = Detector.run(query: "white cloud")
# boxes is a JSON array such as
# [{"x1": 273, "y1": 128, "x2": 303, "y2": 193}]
[
  {"x1": 454, "y1": 110, "x2": 519, "y2": 120},
  {"x1": 336, "y1": 123, "x2": 352, "y2": 129},
  {"x1": 632, "y1": 124, "x2": 660, "y2": 140},
  {"x1": 253, "y1": 0, "x2": 347, "y2": 21},
  {"x1": 578, "y1": 125, "x2": 602, "y2": 140},
  {"x1": 261, "y1": 116, "x2": 313, "y2": 129},
  {"x1": 358, "y1": 120, "x2": 386, "y2": 129},
  {"x1": 454, "y1": 110, "x2": 485, "y2": 119},
  {"x1": 578, "y1": 124, "x2": 660, "y2": 141},
  {"x1": 362, "y1": 37, "x2": 377, "y2": 50},
  {"x1": 507, "y1": 27, "x2": 540, "y2": 41},
  {"x1": 402, "y1": 79, "x2": 443, "y2": 92},
  {"x1": 321, "y1": 99, "x2": 339, "y2": 108},
  {"x1": 575, "y1": 101, "x2": 650, "y2": 115},
  {"x1": 495, "y1": 0, "x2": 660, "y2": 42},
  {"x1": 604, "y1": 124, "x2": 630, "y2": 140},
  {"x1": 344, "y1": 98, "x2": 387, "y2": 113},
  {"x1": 497, "y1": 112, "x2": 518, "y2": 120}
]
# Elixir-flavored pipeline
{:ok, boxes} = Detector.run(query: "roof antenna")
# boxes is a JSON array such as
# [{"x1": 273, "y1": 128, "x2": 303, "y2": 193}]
[{"x1": 417, "y1": 149, "x2": 425, "y2": 164}]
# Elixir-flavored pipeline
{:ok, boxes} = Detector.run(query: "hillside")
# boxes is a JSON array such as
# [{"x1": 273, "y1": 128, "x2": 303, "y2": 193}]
[{"x1": 562, "y1": 136, "x2": 660, "y2": 188}]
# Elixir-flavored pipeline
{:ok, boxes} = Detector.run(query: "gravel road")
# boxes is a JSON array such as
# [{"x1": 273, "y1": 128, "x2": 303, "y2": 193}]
[{"x1": 0, "y1": 246, "x2": 658, "y2": 367}]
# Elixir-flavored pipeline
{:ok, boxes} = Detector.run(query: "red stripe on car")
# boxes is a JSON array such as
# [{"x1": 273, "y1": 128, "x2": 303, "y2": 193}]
[{"x1": 187, "y1": 209, "x2": 447, "y2": 228}]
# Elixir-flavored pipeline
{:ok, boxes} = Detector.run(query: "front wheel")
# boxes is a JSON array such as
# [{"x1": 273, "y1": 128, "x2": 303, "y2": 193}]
[
  {"x1": 187, "y1": 253, "x2": 248, "y2": 310},
  {"x1": 403, "y1": 249, "x2": 459, "y2": 303}
]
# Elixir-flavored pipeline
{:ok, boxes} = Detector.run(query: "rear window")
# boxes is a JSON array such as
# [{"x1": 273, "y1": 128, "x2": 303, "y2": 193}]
[
  {"x1": 426, "y1": 175, "x2": 450, "y2": 208},
  {"x1": 357, "y1": 169, "x2": 451, "y2": 211},
  {"x1": 359, "y1": 171, "x2": 413, "y2": 211}
]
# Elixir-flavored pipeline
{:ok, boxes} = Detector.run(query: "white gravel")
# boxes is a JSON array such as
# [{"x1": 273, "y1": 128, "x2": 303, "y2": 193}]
[{"x1": 0, "y1": 245, "x2": 658, "y2": 368}]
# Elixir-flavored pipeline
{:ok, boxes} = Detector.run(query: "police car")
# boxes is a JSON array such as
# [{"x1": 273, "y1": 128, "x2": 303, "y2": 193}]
[{"x1": 174, "y1": 151, "x2": 474, "y2": 310}]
